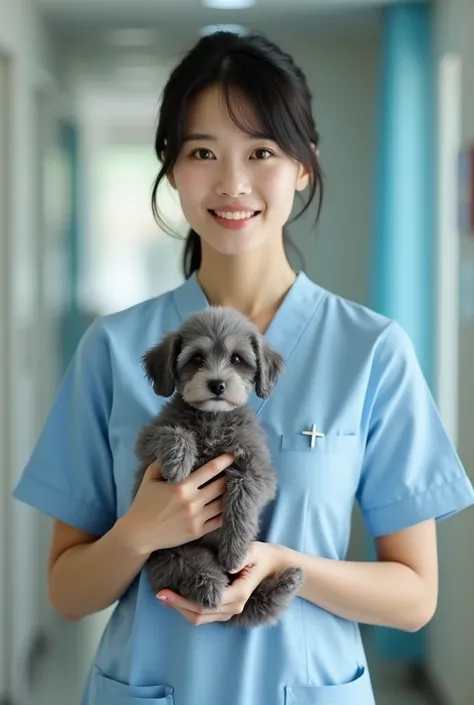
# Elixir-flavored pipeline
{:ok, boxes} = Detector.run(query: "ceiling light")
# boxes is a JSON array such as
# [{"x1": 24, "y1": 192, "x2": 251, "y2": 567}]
[
  {"x1": 200, "y1": 24, "x2": 248, "y2": 37},
  {"x1": 202, "y1": 0, "x2": 256, "y2": 9}
]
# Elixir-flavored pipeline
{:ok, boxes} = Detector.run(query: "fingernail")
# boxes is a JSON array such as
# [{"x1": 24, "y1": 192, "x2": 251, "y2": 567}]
[{"x1": 157, "y1": 595, "x2": 168, "y2": 601}]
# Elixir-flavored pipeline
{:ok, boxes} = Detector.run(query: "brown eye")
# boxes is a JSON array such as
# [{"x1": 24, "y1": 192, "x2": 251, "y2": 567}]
[
  {"x1": 192, "y1": 149, "x2": 214, "y2": 160},
  {"x1": 252, "y1": 148, "x2": 273, "y2": 160},
  {"x1": 230, "y1": 354, "x2": 242, "y2": 365},
  {"x1": 190, "y1": 353, "x2": 203, "y2": 365}
]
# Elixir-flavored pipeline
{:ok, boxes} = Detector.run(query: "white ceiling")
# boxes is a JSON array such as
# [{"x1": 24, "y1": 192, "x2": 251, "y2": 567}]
[
  {"x1": 38, "y1": 0, "x2": 428, "y2": 90},
  {"x1": 38, "y1": 0, "x2": 427, "y2": 34}
]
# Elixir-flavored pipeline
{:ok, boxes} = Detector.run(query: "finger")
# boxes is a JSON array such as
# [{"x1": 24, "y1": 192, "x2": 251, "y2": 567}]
[
  {"x1": 202, "y1": 497, "x2": 224, "y2": 523},
  {"x1": 229, "y1": 547, "x2": 258, "y2": 574},
  {"x1": 191, "y1": 454, "x2": 234, "y2": 489},
  {"x1": 199, "y1": 476, "x2": 227, "y2": 505},
  {"x1": 201, "y1": 513, "x2": 224, "y2": 535},
  {"x1": 159, "y1": 592, "x2": 208, "y2": 614},
  {"x1": 143, "y1": 459, "x2": 162, "y2": 481},
  {"x1": 175, "y1": 606, "x2": 230, "y2": 625},
  {"x1": 158, "y1": 590, "x2": 235, "y2": 619},
  {"x1": 220, "y1": 567, "x2": 256, "y2": 604}
]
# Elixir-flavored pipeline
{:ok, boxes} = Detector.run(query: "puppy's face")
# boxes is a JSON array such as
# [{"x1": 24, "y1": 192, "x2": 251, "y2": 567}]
[
  {"x1": 143, "y1": 307, "x2": 284, "y2": 411},
  {"x1": 177, "y1": 331, "x2": 257, "y2": 412}
]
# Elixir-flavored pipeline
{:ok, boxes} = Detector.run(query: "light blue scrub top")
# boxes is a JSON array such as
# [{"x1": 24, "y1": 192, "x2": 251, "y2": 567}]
[{"x1": 13, "y1": 272, "x2": 474, "y2": 705}]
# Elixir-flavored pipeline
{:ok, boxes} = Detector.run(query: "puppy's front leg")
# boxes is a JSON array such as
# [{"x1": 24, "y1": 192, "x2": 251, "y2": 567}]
[
  {"x1": 217, "y1": 457, "x2": 275, "y2": 573},
  {"x1": 137, "y1": 423, "x2": 197, "y2": 483}
]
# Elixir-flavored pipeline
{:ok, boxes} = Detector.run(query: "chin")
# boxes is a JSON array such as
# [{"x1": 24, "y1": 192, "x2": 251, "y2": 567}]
[
  {"x1": 201, "y1": 233, "x2": 268, "y2": 257},
  {"x1": 191, "y1": 399, "x2": 238, "y2": 413}
]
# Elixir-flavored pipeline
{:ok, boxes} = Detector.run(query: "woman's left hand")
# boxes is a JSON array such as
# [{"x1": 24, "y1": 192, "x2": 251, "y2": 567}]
[{"x1": 156, "y1": 541, "x2": 287, "y2": 625}]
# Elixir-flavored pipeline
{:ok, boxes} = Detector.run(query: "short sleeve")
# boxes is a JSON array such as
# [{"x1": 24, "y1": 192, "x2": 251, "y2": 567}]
[
  {"x1": 12, "y1": 319, "x2": 116, "y2": 536},
  {"x1": 357, "y1": 321, "x2": 474, "y2": 537}
]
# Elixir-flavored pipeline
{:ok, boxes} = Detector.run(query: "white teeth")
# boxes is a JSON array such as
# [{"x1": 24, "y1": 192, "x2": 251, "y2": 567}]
[{"x1": 214, "y1": 211, "x2": 255, "y2": 220}]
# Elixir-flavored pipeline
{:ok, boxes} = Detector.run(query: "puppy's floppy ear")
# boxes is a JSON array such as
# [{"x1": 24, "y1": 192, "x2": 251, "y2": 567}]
[
  {"x1": 142, "y1": 331, "x2": 182, "y2": 397},
  {"x1": 251, "y1": 335, "x2": 285, "y2": 399}
]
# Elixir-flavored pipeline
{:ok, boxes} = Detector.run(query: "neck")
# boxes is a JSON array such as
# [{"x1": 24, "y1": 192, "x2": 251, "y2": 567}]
[{"x1": 197, "y1": 237, "x2": 296, "y2": 329}]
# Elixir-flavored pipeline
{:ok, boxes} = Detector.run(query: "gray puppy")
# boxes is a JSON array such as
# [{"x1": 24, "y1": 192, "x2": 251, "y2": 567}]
[{"x1": 133, "y1": 306, "x2": 304, "y2": 627}]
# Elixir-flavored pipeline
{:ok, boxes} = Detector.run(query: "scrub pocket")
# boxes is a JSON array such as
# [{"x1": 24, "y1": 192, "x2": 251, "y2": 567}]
[
  {"x1": 285, "y1": 666, "x2": 375, "y2": 705},
  {"x1": 271, "y1": 431, "x2": 361, "y2": 501},
  {"x1": 91, "y1": 666, "x2": 174, "y2": 704}
]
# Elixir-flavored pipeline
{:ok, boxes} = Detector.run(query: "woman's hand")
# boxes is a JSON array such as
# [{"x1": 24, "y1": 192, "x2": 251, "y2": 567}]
[
  {"x1": 156, "y1": 541, "x2": 287, "y2": 625},
  {"x1": 120, "y1": 454, "x2": 234, "y2": 557}
]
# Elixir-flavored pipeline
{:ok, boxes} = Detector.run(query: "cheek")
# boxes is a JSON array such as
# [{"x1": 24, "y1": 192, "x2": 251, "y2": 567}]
[
  {"x1": 260, "y1": 168, "x2": 299, "y2": 216},
  {"x1": 173, "y1": 166, "x2": 207, "y2": 212}
]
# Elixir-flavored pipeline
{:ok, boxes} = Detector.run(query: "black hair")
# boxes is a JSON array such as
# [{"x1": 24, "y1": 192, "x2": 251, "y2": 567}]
[{"x1": 151, "y1": 30, "x2": 324, "y2": 279}]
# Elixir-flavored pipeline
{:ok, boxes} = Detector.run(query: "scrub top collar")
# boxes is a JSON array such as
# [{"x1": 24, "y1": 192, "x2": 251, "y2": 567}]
[{"x1": 172, "y1": 270, "x2": 327, "y2": 416}]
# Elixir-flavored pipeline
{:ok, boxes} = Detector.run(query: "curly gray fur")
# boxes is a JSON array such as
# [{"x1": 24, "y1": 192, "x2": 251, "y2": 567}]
[{"x1": 132, "y1": 306, "x2": 304, "y2": 628}]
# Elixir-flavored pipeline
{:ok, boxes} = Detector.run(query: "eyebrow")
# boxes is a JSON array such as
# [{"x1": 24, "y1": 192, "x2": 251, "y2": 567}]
[{"x1": 183, "y1": 131, "x2": 273, "y2": 143}]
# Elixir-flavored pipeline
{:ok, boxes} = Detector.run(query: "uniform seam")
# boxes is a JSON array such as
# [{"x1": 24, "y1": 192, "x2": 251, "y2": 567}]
[
  {"x1": 361, "y1": 473, "x2": 468, "y2": 513},
  {"x1": 17, "y1": 472, "x2": 115, "y2": 515}
]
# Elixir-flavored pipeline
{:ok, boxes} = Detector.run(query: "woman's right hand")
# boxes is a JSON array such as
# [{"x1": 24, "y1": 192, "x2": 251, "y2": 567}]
[{"x1": 120, "y1": 454, "x2": 233, "y2": 557}]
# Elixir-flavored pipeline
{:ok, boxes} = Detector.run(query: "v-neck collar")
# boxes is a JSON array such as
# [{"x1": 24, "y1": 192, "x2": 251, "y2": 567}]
[{"x1": 172, "y1": 271, "x2": 327, "y2": 415}]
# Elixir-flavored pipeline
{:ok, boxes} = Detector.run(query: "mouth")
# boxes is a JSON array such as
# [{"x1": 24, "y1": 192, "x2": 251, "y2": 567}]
[
  {"x1": 208, "y1": 209, "x2": 261, "y2": 229},
  {"x1": 195, "y1": 397, "x2": 237, "y2": 412}
]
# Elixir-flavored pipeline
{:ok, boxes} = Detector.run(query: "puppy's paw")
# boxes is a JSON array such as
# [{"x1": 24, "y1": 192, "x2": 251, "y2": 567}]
[
  {"x1": 158, "y1": 427, "x2": 197, "y2": 483},
  {"x1": 218, "y1": 543, "x2": 248, "y2": 574},
  {"x1": 183, "y1": 571, "x2": 228, "y2": 610},
  {"x1": 276, "y1": 566, "x2": 305, "y2": 595}
]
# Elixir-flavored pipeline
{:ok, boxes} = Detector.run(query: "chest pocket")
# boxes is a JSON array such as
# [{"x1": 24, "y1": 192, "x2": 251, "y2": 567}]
[{"x1": 267, "y1": 431, "x2": 362, "y2": 503}]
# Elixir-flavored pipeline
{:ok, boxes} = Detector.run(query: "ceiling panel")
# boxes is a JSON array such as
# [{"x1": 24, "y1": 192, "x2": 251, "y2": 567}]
[{"x1": 38, "y1": 0, "x2": 427, "y2": 32}]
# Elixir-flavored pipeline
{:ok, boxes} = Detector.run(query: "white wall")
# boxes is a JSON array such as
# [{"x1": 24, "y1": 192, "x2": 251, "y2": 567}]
[
  {"x1": 283, "y1": 36, "x2": 377, "y2": 308},
  {"x1": 428, "y1": 2, "x2": 474, "y2": 704}
]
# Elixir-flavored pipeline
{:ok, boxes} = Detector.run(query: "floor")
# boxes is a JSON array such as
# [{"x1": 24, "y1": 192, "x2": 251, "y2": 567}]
[{"x1": 30, "y1": 618, "x2": 437, "y2": 705}]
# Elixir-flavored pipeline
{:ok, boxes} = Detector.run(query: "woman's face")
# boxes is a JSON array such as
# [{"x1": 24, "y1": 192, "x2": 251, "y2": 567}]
[{"x1": 169, "y1": 84, "x2": 310, "y2": 257}]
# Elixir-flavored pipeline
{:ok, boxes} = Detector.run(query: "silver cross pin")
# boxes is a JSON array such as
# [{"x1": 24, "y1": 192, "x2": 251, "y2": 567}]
[{"x1": 302, "y1": 423, "x2": 325, "y2": 449}]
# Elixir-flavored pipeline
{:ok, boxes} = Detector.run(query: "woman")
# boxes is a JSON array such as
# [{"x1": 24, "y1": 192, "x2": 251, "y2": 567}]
[{"x1": 13, "y1": 30, "x2": 474, "y2": 705}]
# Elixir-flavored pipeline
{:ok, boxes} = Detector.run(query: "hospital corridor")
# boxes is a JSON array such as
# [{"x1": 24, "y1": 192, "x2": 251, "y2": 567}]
[{"x1": 1, "y1": 0, "x2": 474, "y2": 704}]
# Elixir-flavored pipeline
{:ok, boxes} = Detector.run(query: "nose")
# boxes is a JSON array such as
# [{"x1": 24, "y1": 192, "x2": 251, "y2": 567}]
[
  {"x1": 208, "y1": 380, "x2": 226, "y2": 396},
  {"x1": 215, "y1": 162, "x2": 251, "y2": 198}
]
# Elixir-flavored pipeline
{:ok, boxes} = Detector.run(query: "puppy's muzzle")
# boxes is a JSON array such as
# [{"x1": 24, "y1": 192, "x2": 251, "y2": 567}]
[{"x1": 208, "y1": 379, "x2": 226, "y2": 397}]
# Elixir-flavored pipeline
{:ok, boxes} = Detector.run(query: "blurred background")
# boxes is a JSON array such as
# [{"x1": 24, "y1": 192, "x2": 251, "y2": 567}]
[{"x1": 0, "y1": 0, "x2": 473, "y2": 703}]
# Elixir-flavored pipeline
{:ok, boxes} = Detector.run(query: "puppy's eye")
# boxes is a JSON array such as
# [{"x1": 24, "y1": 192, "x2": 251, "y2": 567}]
[
  {"x1": 230, "y1": 354, "x2": 242, "y2": 365},
  {"x1": 190, "y1": 353, "x2": 204, "y2": 365}
]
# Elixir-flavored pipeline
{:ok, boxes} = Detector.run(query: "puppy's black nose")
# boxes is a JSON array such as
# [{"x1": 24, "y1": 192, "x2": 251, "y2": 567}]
[{"x1": 208, "y1": 380, "x2": 226, "y2": 396}]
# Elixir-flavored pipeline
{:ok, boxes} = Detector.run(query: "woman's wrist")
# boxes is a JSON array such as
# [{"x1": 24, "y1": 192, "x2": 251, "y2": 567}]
[
  {"x1": 113, "y1": 512, "x2": 153, "y2": 559},
  {"x1": 274, "y1": 543, "x2": 302, "y2": 573}
]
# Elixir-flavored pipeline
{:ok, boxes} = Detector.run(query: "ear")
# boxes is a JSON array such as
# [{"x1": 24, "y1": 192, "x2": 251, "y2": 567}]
[
  {"x1": 167, "y1": 169, "x2": 177, "y2": 190},
  {"x1": 160, "y1": 150, "x2": 177, "y2": 190},
  {"x1": 295, "y1": 144, "x2": 318, "y2": 192},
  {"x1": 295, "y1": 162, "x2": 311, "y2": 192},
  {"x1": 141, "y1": 331, "x2": 182, "y2": 397},
  {"x1": 251, "y1": 335, "x2": 285, "y2": 399}
]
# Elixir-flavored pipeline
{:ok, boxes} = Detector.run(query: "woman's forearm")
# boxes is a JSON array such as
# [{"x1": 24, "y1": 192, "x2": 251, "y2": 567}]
[
  {"x1": 279, "y1": 546, "x2": 436, "y2": 632},
  {"x1": 49, "y1": 517, "x2": 149, "y2": 622}
]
